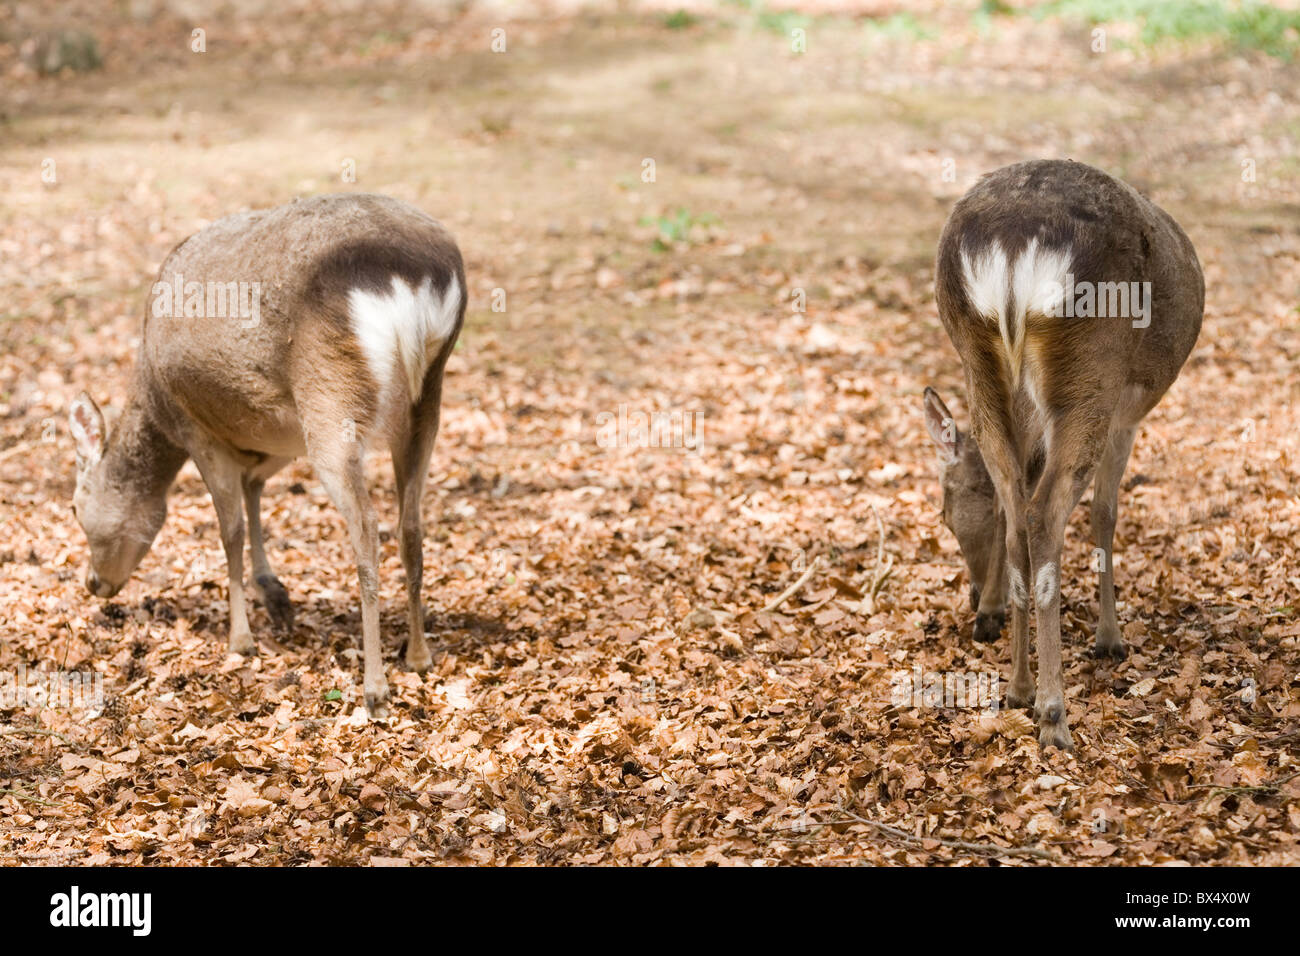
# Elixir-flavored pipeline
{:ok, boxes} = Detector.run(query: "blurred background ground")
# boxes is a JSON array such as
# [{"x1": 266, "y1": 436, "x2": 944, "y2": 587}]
[{"x1": 0, "y1": 0, "x2": 1298, "y2": 864}]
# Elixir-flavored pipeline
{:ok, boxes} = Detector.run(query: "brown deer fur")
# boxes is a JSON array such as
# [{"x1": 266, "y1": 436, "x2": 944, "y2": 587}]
[
  {"x1": 69, "y1": 194, "x2": 466, "y2": 717},
  {"x1": 924, "y1": 160, "x2": 1203, "y2": 749}
]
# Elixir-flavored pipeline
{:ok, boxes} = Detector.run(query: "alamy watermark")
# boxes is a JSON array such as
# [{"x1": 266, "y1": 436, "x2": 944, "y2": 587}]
[
  {"x1": 890, "y1": 665, "x2": 1000, "y2": 714},
  {"x1": 1041, "y1": 275, "x2": 1152, "y2": 328},
  {"x1": 595, "y1": 404, "x2": 702, "y2": 453},
  {"x1": 50, "y1": 886, "x2": 150, "y2": 936},
  {"x1": 0, "y1": 663, "x2": 104, "y2": 711},
  {"x1": 151, "y1": 273, "x2": 261, "y2": 328}
]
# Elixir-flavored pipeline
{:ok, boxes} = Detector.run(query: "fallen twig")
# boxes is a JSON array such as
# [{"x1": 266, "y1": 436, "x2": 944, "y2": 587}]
[
  {"x1": 760, "y1": 556, "x2": 823, "y2": 614},
  {"x1": 861, "y1": 502, "x2": 894, "y2": 613},
  {"x1": 833, "y1": 810, "x2": 1058, "y2": 862},
  {"x1": 1186, "y1": 770, "x2": 1300, "y2": 797},
  {"x1": 736, "y1": 811, "x2": 1057, "y2": 862},
  {"x1": 1260, "y1": 729, "x2": 1300, "y2": 746},
  {"x1": 0, "y1": 440, "x2": 47, "y2": 463},
  {"x1": 1, "y1": 726, "x2": 76, "y2": 746},
  {"x1": 15, "y1": 849, "x2": 86, "y2": 862},
  {"x1": 0, "y1": 787, "x2": 64, "y2": 808}
]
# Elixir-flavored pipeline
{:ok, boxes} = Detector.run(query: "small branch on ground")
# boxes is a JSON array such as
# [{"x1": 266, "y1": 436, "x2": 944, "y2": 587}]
[
  {"x1": 862, "y1": 502, "x2": 894, "y2": 613},
  {"x1": 834, "y1": 810, "x2": 1058, "y2": 862},
  {"x1": 0, "y1": 787, "x2": 64, "y2": 807},
  {"x1": 0, "y1": 441, "x2": 50, "y2": 463},
  {"x1": 1, "y1": 726, "x2": 76, "y2": 746},
  {"x1": 1187, "y1": 770, "x2": 1300, "y2": 797},
  {"x1": 738, "y1": 811, "x2": 1057, "y2": 862},
  {"x1": 760, "y1": 556, "x2": 823, "y2": 614}
]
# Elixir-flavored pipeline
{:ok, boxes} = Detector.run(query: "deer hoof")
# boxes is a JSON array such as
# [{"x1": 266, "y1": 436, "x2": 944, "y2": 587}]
[
  {"x1": 255, "y1": 573, "x2": 294, "y2": 633},
  {"x1": 364, "y1": 679, "x2": 390, "y2": 719},
  {"x1": 1007, "y1": 680, "x2": 1035, "y2": 709},
  {"x1": 1091, "y1": 629, "x2": 1126, "y2": 660},
  {"x1": 1038, "y1": 721, "x2": 1074, "y2": 751},
  {"x1": 228, "y1": 631, "x2": 255, "y2": 656},
  {"x1": 405, "y1": 639, "x2": 432, "y2": 674},
  {"x1": 1035, "y1": 697, "x2": 1073, "y2": 750},
  {"x1": 972, "y1": 611, "x2": 1005, "y2": 643}
]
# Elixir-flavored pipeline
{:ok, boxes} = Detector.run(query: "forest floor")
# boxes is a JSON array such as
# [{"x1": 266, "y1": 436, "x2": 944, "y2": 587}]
[{"x1": 1, "y1": 1, "x2": 1298, "y2": 864}]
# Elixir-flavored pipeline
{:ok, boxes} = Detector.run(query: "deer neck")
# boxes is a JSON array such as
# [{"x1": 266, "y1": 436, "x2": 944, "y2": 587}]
[{"x1": 104, "y1": 376, "x2": 188, "y2": 496}]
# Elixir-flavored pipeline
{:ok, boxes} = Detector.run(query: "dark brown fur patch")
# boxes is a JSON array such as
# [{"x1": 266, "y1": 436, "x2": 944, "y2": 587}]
[
  {"x1": 302, "y1": 195, "x2": 465, "y2": 335},
  {"x1": 292, "y1": 197, "x2": 467, "y2": 430}
]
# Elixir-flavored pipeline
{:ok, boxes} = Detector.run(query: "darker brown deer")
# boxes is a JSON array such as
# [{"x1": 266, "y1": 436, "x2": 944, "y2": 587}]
[
  {"x1": 69, "y1": 193, "x2": 465, "y2": 717},
  {"x1": 923, "y1": 159, "x2": 1203, "y2": 749}
]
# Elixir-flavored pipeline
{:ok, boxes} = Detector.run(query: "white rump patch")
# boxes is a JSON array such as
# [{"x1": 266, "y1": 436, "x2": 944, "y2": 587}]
[
  {"x1": 1011, "y1": 238, "x2": 1072, "y2": 324},
  {"x1": 1034, "y1": 562, "x2": 1059, "y2": 608},
  {"x1": 960, "y1": 237, "x2": 1072, "y2": 387},
  {"x1": 959, "y1": 240, "x2": 1010, "y2": 323},
  {"x1": 348, "y1": 273, "x2": 461, "y2": 402}
]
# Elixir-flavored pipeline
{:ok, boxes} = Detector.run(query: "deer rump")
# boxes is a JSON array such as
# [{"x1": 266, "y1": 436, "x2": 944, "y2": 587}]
[{"x1": 145, "y1": 195, "x2": 464, "y2": 463}]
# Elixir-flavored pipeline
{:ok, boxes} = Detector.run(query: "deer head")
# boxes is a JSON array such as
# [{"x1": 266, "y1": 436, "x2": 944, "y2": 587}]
[
  {"x1": 922, "y1": 387, "x2": 1006, "y2": 641},
  {"x1": 68, "y1": 392, "x2": 171, "y2": 598}
]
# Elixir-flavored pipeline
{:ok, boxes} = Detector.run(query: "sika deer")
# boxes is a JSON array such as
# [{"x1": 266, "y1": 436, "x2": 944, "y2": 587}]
[
  {"x1": 68, "y1": 194, "x2": 465, "y2": 717},
  {"x1": 923, "y1": 159, "x2": 1203, "y2": 749}
]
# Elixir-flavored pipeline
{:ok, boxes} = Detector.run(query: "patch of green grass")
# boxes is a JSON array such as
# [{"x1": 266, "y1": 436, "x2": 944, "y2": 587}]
[
  {"x1": 1036, "y1": 0, "x2": 1300, "y2": 58},
  {"x1": 726, "y1": 0, "x2": 811, "y2": 35},
  {"x1": 639, "y1": 208, "x2": 719, "y2": 251},
  {"x1": 758, "y1": 9, "x2": 811, "y2": 35},
  {"x1": 865, "y1": 12, "x2": 938, "y2": 41},
  {"x1": 663, "y1": 9, "x2": 698, "y2": 30},
  {"x1": 972, "y1": 0, "x2": 1017, "y2": 32},
  {"x1": 355, "y1": 29, "x2": 408, "y2": 55}
]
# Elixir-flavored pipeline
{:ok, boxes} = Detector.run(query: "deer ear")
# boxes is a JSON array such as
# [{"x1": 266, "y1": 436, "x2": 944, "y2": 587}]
[
  {"x1": 69, "y1": 392, "x2": 105, "y2": 466},
  {"x1": 923, "y1": 387, "x2": 961, "y2": 465}
]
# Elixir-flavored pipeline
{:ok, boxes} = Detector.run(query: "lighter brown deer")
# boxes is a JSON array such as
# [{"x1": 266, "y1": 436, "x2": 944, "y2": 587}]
[{"x1": 69, "y1": 193, "x2": 465, "y2": 717}]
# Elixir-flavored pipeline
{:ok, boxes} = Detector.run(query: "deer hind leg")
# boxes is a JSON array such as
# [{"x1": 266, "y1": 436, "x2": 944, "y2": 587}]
[
  {"x1": 969, "y1": 417, "x2": 1035, "y2": 709},
  {"x1": 306, "y1": 424, "x2": 388, "y2": 717},
  {"x1": 1004, "y1": 511, "x2": 1034, "y2": 709},
  {"x1": 242, "y1": 457, "x2": 294, "y2": 632},
  {"x1": 1090, "y1": 426, "x2": 1136, "y2": 659},
  {"x1": 391, "y1": 388, "x2": 445, "y2": 675},
  {"x1": 193, "y1": 451, "x2": 255, "y2": 656},
  {"x1": 391, "y1": 437, "x2": 434, "y2": 675},
  {"x1": 1026, "y1": 414, "x2": 1110, "y2": 751}
]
